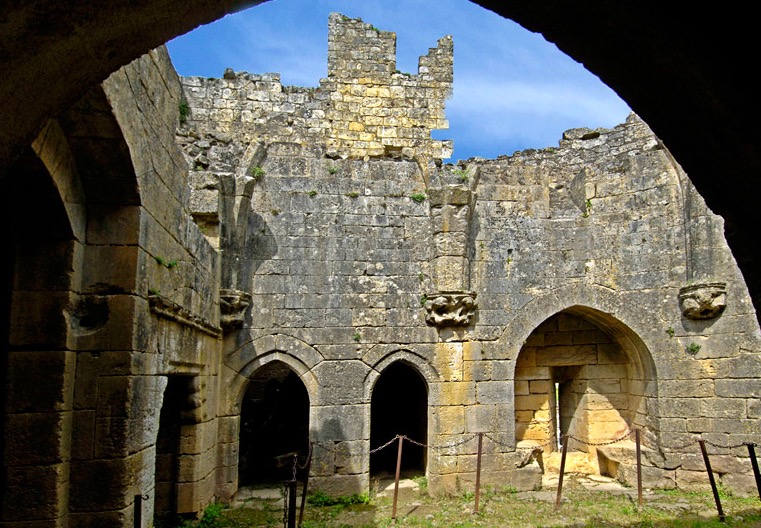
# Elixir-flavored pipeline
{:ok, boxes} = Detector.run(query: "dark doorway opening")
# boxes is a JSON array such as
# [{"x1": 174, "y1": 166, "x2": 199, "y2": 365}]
[
  {"x1": 155, "y1": 376, "x2": 196, "y2": 523},
  {"x1": 370, "y1": 361, "x2": 427, "y2": 477},
  {"x1": 238, "y1": 362, "x2": 309, "y2": 486}
]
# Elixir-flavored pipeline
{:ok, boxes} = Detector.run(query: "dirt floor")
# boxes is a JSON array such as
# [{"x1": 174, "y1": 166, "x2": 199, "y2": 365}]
[{"x1": 217, "y1": 473, "x2": 761, "y2": 528}]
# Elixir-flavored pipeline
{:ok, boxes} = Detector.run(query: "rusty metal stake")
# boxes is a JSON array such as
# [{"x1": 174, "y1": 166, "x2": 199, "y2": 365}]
[
  {"x1": 746, "y1": 442, "x2": 761, "y2": 503},
  {"x1": 391, "y1": 435, "x2": 404, "y2": 524},
  {"x1": 134, "y1": 494, "x2": 143, "y2": 528},
  {"x1": 286, "y1": 479, "x2": 297, "y2": 528},
  {"x1": 555, "y1": 434, "x2": 568, "y2": 510},
  {"x1": 698, "y1": 439, "x2": 726, "y2": 522},
  {"x1": 474, "y1": 433, "x2": 483, "y2": 514},
  {"x1": 635, "y1": 428, "x2": 643, "y2": 507},
  {"x1": 298, "y1": 448, "x2": 312, "y2": 527}
]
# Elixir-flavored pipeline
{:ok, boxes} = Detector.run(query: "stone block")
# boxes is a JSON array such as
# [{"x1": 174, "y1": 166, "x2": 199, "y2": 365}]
[
  {"x1": 433, "y1": 255, "x2": 468, "y2": 291},
  {"x1": 1, "y1": 462, "x2": 69, "y2": 520},
  {"x1": 435, "y1": 381, "x2": 475, "y2": 406},
  {"x1": 432, "y1": 405, "x2": 466, "y2": 435},
  {"x1": 9, "y1": 291, "x2": 70, "y2": 348},
  {"x1": 535, "y1": 345, "x2": 597, "y2": 366},
  {"x1": 475, "y1": 381, "x2": 511, "y2": 404},
  {"x1": 434, "y1": 342, "x2": 463, "y2": 381},
  {"x1": 5, "y1": 350, "x2": 76, "y2": 413},
  {"x1": 311, "y1": 404, "x2": 368, "y2": 442},
  {"x1": 514, "y1": 394, "x2": 550, "y2": 411}
]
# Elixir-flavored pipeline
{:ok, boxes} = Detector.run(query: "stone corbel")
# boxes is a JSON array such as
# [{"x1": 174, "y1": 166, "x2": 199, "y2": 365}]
[
  {"x1": 424, "y1": 291, "x2": 477, "y2": 326},
  {"x1": 220, "y1": 288, "x2": 252, "y2": 329},
  {"x1": 678, "y1": 282, "x2": 727, "y2": 319}
]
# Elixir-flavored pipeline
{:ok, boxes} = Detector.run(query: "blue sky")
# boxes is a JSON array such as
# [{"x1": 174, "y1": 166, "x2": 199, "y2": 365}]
[{"x1": 167, "y1": 0, "x2": 631, "y2": 162}]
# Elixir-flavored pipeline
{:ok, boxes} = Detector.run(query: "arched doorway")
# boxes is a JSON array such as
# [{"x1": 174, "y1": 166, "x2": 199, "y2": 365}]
[
  {"x1": 514, "y1": 309, "x2": 650, "y2": 474},
  {"x1": 1, "y1": 148, "x2": 76, "y2": 524},
  {"x1": 370, "y1": 361, "x2": 428, "y2": 477},
  {"x1": 238, "y1": 361, "x2": 310, "y2": 486}
]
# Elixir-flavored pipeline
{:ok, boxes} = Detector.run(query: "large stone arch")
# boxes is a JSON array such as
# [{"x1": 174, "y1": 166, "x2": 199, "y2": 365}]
[
  {"x1": 498, "y1": 284, "x2": 661, "y2": 447},
  {"x1": 2, "y1": 144, "x2": 78, "y2": 526}
]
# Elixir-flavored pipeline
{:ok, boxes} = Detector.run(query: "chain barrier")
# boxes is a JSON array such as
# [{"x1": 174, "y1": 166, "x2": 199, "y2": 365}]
[
  {"x1": 565, "y1": 429, "x2": 632, "y2": 447},
  {"x1": 702, "y1": 438, "x2": 754, "y2": 451},
  {"x1": 512, "y1": 435, "x2": 556, "y2": 450},
  {"x1": 297, "y1": 442, "x2": 313, "y2": 471},
  {"x1": 370, "y1": 435, "x2": 401, "y2": 454},
  {"x1": 282, "y1": 481, "x2": 288, "y2": 528}
]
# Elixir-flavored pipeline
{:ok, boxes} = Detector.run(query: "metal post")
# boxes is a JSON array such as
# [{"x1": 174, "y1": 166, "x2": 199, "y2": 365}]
[
  {"x1": 474, "y1": 433, "x2": 483, "y2": 514},
  {"x1": 698, "y1": 439, "x2": 725, "y2": 522},
  {"x1": 298, "y1": 448, "x2": 312, "y2": 527},
  {"x1": 555, "y1": 434, "x2": 568, "y2": 510},
  {"x1": 287, "y1": 480, "x2": 297, "y2": 528},
  {"x1": 746, "y1": 443, "x2": 761, "y2": 503},
  {"x1": 635, "y1": 429, "x2": 643, "y2": 507},
  {"x1": 391, "y1": 436, "x2": 404, "y2": 524},
  {"x1": 134, "y1": 494, "x2": 143, "y2": 528}
]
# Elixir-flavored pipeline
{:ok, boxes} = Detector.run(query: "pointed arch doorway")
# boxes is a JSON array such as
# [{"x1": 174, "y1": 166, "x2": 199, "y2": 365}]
[
  {"x1": 370, "y1": 361, "x2": 428, "y2": 478},
  {"x1": 238, "y1": 361, "x2": 310, "y2": 486}
]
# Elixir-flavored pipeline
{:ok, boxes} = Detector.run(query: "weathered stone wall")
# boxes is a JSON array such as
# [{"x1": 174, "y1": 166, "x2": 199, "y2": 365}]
[
  {"x1": 100, "y1": 47, "x2": 223, "y2": 519},
  {"x1": 175, "y1": 14, "x2": 761, "y2": 498},
  {"x1": 180, "y1": 13, "x2": 452, "y2": 172}
]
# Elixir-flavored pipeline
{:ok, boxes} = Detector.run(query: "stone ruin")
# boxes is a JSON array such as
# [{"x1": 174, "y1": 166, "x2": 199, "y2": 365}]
[{"x1": 3, "y1": 12, "x2": 761, "y2": 526}]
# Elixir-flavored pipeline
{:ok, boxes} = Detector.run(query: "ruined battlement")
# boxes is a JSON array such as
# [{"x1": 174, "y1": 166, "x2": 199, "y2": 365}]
[{"x1": 180, "y1": 13, "x2": 453, "y2": 161}]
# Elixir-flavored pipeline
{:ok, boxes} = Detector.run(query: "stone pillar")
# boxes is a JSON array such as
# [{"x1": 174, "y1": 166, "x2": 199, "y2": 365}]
[{"x1": 424, "y1": 186, "x2": 477, "y2": 327}]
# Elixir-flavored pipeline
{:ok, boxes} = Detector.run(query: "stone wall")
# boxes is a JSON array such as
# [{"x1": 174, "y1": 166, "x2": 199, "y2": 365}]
[
  {"x1": 175, "y1": 13, "x2": 761, "y2": 498},
  {"x1": 5, "y1": 11, "x2": 761, "y2": 527}
]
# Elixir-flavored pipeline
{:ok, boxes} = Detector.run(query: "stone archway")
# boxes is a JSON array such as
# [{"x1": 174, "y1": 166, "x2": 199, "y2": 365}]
[
  {"x1": 370, "y1": 361, "x2": 428, "y2": 478},
  {"x1": 238, "y1": 361, "x2": 310, "y2": 486},
  {"x1": 2, "y1": 147, "x2": 77, "y2": 524},
  {"x1": 514, "y1": 308, "x2": 651, "y2": 475}
]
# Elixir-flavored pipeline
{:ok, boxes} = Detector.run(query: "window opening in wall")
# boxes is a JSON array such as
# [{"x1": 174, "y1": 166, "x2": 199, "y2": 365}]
[
  {"x1": 370, "y1": 361, "x2": 428, "y2": 478},
  {"x1": 238, "y1": 361, "x2": 309, "y2": 486}
]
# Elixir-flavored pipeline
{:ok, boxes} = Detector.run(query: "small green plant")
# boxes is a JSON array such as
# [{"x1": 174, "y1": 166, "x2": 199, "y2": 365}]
[
  {"x1": 418, "y1": 272, "x2": 425, "y2": 282},
  {"x1": 345, "y1": 191, "x2": 360, "y2": 198},
  {"x1": 419, "y1": 294, "x2": 428, "y2": 307},
  {"x1": 308, "y1": 189, "x2": 318, "y2": 197},
  {"x1": 178, "y1": 100, "x2": 190, "y2": 125},
  {"x1": 666, "y1": 326, "x2": 675, "y2": 338},
  {"x1": 452, "y1": 167, "x2": 470, "y2": 183},
  {"x1": 307, "y1": 490, "x2": 369, "y2": 507},
  {"x1": 198, "y1": 502, "x2": 225, "y2": 528},
  {"x1": 581, "y1": 198, "x2": 592, "y2": 217},
  {"x1": 270, "y1": 209, "x2": 281, "y2": 216},
  {"x1": 502, "y1": 485, "x2": 518, "y2": 494},
  {"x1": 686, "y1": 342, "x2": 701, "y2": 355},
  {"x1": 154, "y1": 256, "x2": 178, "y2": 269},
  {"x1": 353, "y1": 331, "x2": 361, "y2": 342},
  {"x1": 409, "y1": 191, "x2": 426, "y2": 203},
  {"x1": 412, "y1": 475, "x2": 428, "y2": 494},
  {"x1": 148, "y1": 287, "x2": 161, "y2": 296},
  {"x1": 327, "y1": 163, "x2": 339, "y2": 175},
  {"x1": 249, "y1": 165, "x2": 265, "y2": 180}
]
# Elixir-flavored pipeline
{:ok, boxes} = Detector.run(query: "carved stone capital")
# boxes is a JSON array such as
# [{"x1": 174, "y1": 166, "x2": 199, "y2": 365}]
[
  {"x1": 219, "y1": 289, "x2": 252, "y2": 330},
  {"x1": 678, "y1": 282, "x2": 727, "y2": 319},
  {"x1": 424, "y1": 291, "x2": 477, "y2": 326}
]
